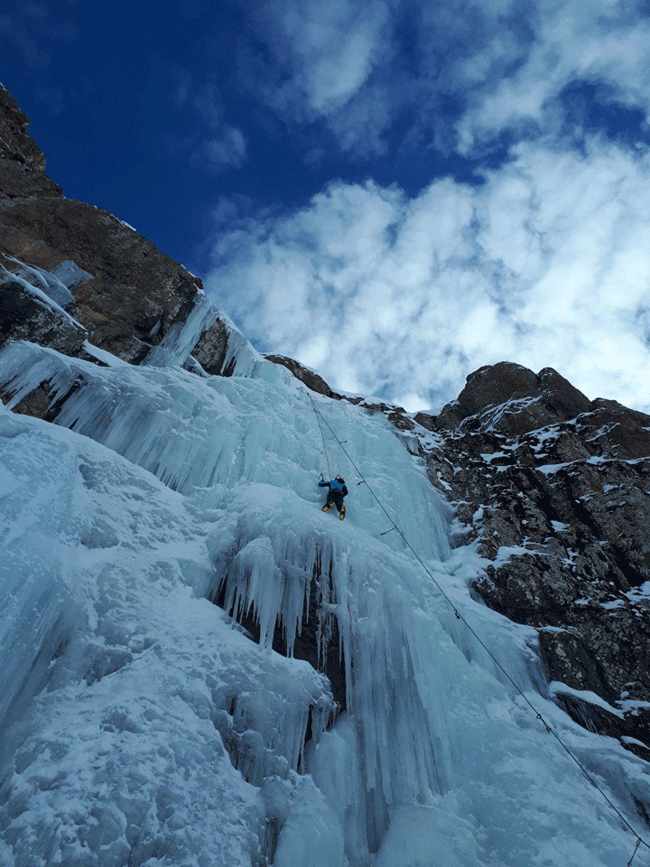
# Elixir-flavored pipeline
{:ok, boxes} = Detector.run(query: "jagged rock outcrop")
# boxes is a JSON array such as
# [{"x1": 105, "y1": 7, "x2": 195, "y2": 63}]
[
  {"x1": 417, "y1": 362, "x2": 650, "y2": 758},
  {"x1": 265, "y1": 354, "x2": 343, "y2": 399},
  {"x1": 0, "y1": 85, "x2": 62, "y2": 200},
  {"x1": 434, "y1": 361, "x2": 594, "y2": 433}
]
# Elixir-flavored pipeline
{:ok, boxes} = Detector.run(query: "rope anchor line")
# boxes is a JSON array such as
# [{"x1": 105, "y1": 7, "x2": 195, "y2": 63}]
[
  {"x1": 307, "y1": 391, "x2": 650, "y2": 866},
  {"x1": 628, "y1": 839, "x2": 643, "y2": 867}
]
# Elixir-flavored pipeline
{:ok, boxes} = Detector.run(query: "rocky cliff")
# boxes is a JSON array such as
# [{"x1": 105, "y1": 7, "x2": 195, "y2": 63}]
[
  {"x1": 1, "y1": 85, "x2": 649, "y2": 770},
  {"x1": 0, "y1": 84, "x2": 234, "y2": 376},
  {"x1": 415, "y1": 363, "x2": 650, "y2": 760}
]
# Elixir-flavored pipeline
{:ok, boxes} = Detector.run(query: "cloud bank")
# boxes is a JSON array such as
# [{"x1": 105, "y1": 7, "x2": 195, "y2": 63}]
[
  {"x1": 206, "y1": 135, "x2": 650, "y2": 412},
  {"x1": 198, "y1": 0, "x2": 650, "y2": 412},
  {"x1": 237, "y1": 0, "x2": 650, "y2": 159}
]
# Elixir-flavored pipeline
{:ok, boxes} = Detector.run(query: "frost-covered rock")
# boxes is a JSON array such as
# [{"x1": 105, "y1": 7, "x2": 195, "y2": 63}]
[
  {"x1": 434, "y1": 361, "x2": 593, "y2": 434},
  {"x1": 418, "y1": 362, "x2": 650, "y2": 758},
  {"x1": 0, "y1": 87, "x2": 240, "y2": 374}
]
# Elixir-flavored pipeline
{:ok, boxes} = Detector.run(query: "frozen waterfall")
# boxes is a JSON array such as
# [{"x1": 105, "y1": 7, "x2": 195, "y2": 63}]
[{"x1": 0, "y1": 326, "x2": 649, "y2": 867}]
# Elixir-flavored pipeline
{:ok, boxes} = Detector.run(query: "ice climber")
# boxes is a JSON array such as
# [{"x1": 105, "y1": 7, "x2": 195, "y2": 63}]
[{"x1": 319, "y1": 476, "x2": 348, "y2": 520}]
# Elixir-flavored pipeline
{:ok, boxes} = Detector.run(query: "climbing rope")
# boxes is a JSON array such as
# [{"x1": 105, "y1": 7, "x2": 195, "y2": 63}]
[
  {"x1": 308, "y1": 394, "x2": 650, "y2": 865},
  {"x1": 308, "y1": 393, "x2": 332, "y2": 479}
]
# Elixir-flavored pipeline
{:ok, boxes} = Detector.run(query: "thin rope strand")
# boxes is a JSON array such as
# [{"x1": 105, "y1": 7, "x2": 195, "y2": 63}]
[{"x1": 308, "y1": 393, "x2": 332, "y2": 479}]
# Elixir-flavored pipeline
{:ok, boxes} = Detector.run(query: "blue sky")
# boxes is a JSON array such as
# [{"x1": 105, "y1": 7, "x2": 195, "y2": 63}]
[{"x1": 4, "y1": 0, "x2": 650, "y2": 412}]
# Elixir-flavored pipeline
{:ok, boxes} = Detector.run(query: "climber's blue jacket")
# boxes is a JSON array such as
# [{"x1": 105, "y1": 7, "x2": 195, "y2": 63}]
[{"x1": 319, "y1": 478, "x2": 348, "y2": 496}]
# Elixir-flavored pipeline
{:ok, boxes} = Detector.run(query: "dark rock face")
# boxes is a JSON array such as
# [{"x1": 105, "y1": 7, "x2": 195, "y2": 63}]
[
  {"x1": 1, "y1": 197, "x2": 202, "y2": 363},
  {"x1": 0, "y1": 85, "x2": 62, "y2": 200},
  {"x1": 0, "y1": 278, "x2": 85, "y2": 356},
  {"x1": 192, "y1": 317, "x2": 231, "y2": 375},
  {"x1": 0, "y1": 86, "x2": 232, "y2": 375},
  {"x1": 417, "y1": 363, "x2": 650, "y2": 759},
  {"x1": 436, "y1": 361, "x2": 593, "y2": 434},
  {"x1": 265, "y1": 354, "x2": 342, "y2": 399}
]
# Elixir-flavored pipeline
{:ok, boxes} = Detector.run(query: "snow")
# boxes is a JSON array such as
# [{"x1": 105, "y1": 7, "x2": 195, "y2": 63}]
[
  {"x1": 492, "y1": 543, "x2": 545, "y2": 567},
  {"x1": 50, "y1": 259, "x2": 94, "y2": 290},
  {"x1": 628, "y1": 582, "x2": 650, "y2": 600},
  {"x1": 538, "y1": 454, "x2": 650, "y2": 476},
  {"x1": 585, "y1": 424, "x2": 619, "y2": 443},
  {"x1": 549, "y1": 682, "x2": 624, "y2": 719},
  {"x1": 480, "y1": 451, "x2": 509, "y2": 463},
  {"x1": 601, "y1": 599, "x2": 625, "y2": 611},
  {"x1": 0, "y1": 262, "x2": 85, "y2": 330},
  {"x1": 472, "y1": 396, "x2": 540, "y2": 432},
  {"x1": 537, "y1": 460, "x2": 574, "y2": 475},
  {"x1": 1, "y1": 321, "x2": 649, "y2": 866},
  {"x1": 619, "y1": 700, "x2": 650, "y2": 715},
  {"x1": 537, "y1": 455, "x2": 608, "y2": 475},
  {"x1": 532, "y1": 426, "x2": 562, "y2": 445},
  {"x1": 410, "y1": 425, "x2": 444, "y2": 453},
  {"x1": 4, "y1": 255, "x2": 84, "y2": 309},
  {"x1": 117, "y1": 218, "x2": 137, "y2": 232},
  {"x1": 622, "y1": 736, "x2": 649, "y2": 749}
]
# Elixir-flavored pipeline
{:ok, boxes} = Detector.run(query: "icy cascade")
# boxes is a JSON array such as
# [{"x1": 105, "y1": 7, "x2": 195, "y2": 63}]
[
  {"x1": 145, "y1": 293, "x2": 220, "y2": 369},
  {"x1": 0, "y1": 330, "x2": 649, "y2": 867},
  {"x1": 0, "y1": 396, "x2": 334, "y2": 867}
]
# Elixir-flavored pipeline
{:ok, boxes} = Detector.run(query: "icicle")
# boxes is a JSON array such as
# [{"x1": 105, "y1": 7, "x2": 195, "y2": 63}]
[
  {"x1": 0, "y1": 263, "x2": 85, "y2": 330},
  {"x1": 145, "y1": 294, "x2": 219, "y2": 369}
]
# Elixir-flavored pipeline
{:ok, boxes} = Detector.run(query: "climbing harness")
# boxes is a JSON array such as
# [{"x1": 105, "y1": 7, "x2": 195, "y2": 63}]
[{"x1": 307, "y1": 393, "x2": 650, "y2": 866}]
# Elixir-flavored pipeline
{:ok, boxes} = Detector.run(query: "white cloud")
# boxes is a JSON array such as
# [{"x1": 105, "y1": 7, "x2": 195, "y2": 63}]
[
  {"x1": 457, "y1": 0, "x2": 650, "y2": 151},
  {"x1": 236, "y1": 0, "x2": 650, "y2": 160},
  {"x1": 205, "y1": 136, "x2": 650, "y2": 413},
  {"x1": 194, "y1": 127, "x2": 247, "y2": 171},
  {"x1": 201, "y1": 0, "x2": 650, "y2": 412},
  {"x1": 0, "y1": 3, "x2": 78, "y2": 74},
  {"x1": 281, "y1": 0, "x2": 390, "y2": 115},
  {"x1": 170, "y1": 76, "x2": 248, "y2": 172},
  {"x1": 251, "y1": 0, "x2": 391, "y2": 119}
]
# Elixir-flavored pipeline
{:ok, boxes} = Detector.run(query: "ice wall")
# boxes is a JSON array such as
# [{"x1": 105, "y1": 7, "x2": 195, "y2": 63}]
[{"x1": 0, "y1": 319, "x2": 649, "y2": 867}]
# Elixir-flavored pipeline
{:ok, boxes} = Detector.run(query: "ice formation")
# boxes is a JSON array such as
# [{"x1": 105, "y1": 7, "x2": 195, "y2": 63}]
[{"x1": 0, "y1": 290, "x2": 649, "y2": 866}]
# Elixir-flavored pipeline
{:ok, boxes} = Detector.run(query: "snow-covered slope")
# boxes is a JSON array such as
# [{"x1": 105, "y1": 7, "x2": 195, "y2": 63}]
[{"x1": 1, "y1": 322, "x2": 649, "y2": 867}]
